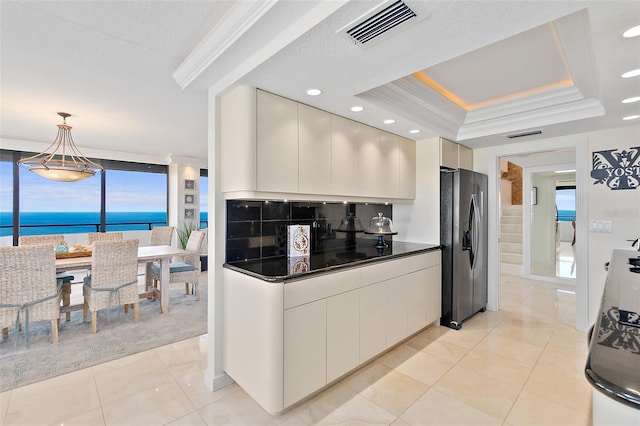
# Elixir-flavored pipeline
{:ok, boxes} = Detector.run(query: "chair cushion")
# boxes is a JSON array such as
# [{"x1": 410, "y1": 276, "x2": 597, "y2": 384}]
[
  {"x1": 151, "y1": 262, "x2": 196, "y2": 274},
  {"x1": 56, "y1": 271, "x2": 74, "y2": 283}
]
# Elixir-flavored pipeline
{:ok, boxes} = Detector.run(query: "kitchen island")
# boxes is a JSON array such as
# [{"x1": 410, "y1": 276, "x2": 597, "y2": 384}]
[
  {"x1": 585, "y1": 249, "x2": 640, "y2": 425},
  {"x1": 223, "y1": 241, "x2": 441, "y2": 414}
]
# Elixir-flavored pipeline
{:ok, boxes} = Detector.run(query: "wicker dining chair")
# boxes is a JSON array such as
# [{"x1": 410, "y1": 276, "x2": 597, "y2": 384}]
[
  {"x1": 150, "y1": 226, "x2": 174, "y2": 246},
  {"x1": 82, "y1": 239, "x2": 140, "y2": 334},
  {"x1": 87, "y1": 232, "x2": 123, "y2": 245},
  {"x1": 19, "y1": 234, "x2": 75, "y2": 321},
  {"x1": 150, "y1": 230, "x2": 205, "y2": 301},
  {"x1": 0, "y1": 245, "x2": 61, "y2": 347}
]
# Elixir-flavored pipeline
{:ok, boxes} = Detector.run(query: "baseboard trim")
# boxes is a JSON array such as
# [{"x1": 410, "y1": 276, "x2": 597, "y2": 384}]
[{"x1": 203, "y1": 370, "x2": 235, "y2": 392}]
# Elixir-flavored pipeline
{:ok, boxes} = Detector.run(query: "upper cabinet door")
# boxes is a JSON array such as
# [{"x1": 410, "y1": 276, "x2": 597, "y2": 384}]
[
  {"x1": 221, "y1": 85, "x2": 257, "y2": 192},
  {"x1": 397, "y1": 136, "x2": 416, "y2": 199},
  {"x1": 458, "y1": 144, "x2": 473, "y2": 170},
  {"x1": 440, "y1": 137, "x2": 459, "y2": 169},
  {"x1": 256, "y1": 90, "x2": 299, "y2": 193},
  {"x1": 299, "y1": 104, "x2": 331, "y2": 194},
  {"x1": 358, "y1": 124, "x2": 383, "y2": 197},
  {"x1": 380, "y1": 132, "x2": 400, "y2": 198},
  {"x1": 331, "y1": 115, "x2": 359, "y2": 197}
]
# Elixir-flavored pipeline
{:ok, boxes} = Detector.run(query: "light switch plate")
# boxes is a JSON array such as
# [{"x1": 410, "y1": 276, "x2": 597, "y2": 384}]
[{"x1": 591, "y1": 220, "x2": 613, "y2": 233}]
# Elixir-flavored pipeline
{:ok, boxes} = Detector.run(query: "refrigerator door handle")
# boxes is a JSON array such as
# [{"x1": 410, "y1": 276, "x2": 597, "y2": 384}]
[{"x1": 470, "y1": 194, "x2": 480, "y2": 271}]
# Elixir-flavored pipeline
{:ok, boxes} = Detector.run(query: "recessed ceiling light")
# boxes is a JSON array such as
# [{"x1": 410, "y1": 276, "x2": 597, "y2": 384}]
[
  {"x1": 623, "y1": 24, "x2": 640, "y2": 38},
  {"x1": 623, "y1": 114, "x2": 640, "y2": 120},
  {"x1": 306, "y1": 88, "x2": 322, "y2": 96},
  {"x1": 622, "y1": 96, "x2": 640, "y2": 104},
  {"x1": 621, "y1": 68, "x2": 640, "y2": 78},
  {"x1": 409, "y1": 129, "x2": 421, "y2": 134},
  {"x1": 383, "y1": 119, "x2": 395, "y2": 124},
  {"x1": 350, "y1": 106, "x2": 364, "y2": 112}
]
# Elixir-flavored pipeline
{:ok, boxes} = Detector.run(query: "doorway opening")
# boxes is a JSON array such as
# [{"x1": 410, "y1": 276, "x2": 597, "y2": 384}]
[{"x1": 496, "y1": 149, "x2": 579, "y2": 328}]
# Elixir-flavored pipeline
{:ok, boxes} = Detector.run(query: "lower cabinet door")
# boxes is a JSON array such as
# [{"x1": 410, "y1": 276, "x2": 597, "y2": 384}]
[
  {"x1": 425, "y1": 264, "x2": 442, "y2": 325},
  {"x1": 386, "y1": 275, "x2": 408, "y2": 346},
  {"x1": 407, "y1": 269, "x2": 429, "y2": 334},
  {"x1": 327, "y1": 289, "x2": 359, "y2": 382},
  {"x1": 284, "y1": 299, "x2": 327, "y2": 407},
  {"x1": 359, "y1": 281, "x2": 387, "y2": 363}
]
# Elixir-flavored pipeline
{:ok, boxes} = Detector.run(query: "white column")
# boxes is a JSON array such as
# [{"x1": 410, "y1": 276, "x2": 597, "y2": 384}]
[{"x1": 204, "y1": 89, "x2": 233, "y2": 391}]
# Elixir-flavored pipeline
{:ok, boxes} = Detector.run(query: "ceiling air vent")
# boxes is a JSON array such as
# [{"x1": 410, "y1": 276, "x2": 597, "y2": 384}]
[
  {"x1": 343, "y1": 0, "x2": 417, "y2": 45},
  {"x1": 506, "y1": 130, "x2": 543, "y2": 139}
]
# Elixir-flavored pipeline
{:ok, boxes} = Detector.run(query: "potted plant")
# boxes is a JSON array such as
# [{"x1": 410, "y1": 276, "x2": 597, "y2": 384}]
[{"x1": 177, "y1": 220, "x2": 198, "y2": 250}]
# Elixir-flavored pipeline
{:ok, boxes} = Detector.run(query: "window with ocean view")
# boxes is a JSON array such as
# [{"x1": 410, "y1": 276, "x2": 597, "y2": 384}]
[
  {"x1": 1, "y1": 149, "x2": 169, "y2": 243},
  {"x1": 200, "y1": 172, "x2": 208, "y2": 229},
  {"x1": 19, "y1": 163, "x2": 101, "y2": 236},
  {"x1": 105, "y1": 169, "x2": 167, "y2": 232},
  {"x1": 0, "y1": 152, "x2": 13, "y2": 240},
  {"x1": 556, "y1": 186, "x2": 576, "y2": 222}
]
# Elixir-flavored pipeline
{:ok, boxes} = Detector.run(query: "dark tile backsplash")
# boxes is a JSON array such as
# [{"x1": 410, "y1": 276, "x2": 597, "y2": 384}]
[{"x1": 226, "y1": 200, "x2": 392, "y2": 262}]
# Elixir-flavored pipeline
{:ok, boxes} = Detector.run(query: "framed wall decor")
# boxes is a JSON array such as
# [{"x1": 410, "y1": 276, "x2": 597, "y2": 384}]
[
  {"x1": 185, "y1": 208, "x2": 195, "y2": 219},
  {"x1": 184, "y1": 179, "x2": 195, "y2": 190},
  {"x1": 185, "y1": 194, "x2": 195, "y2": 204}
]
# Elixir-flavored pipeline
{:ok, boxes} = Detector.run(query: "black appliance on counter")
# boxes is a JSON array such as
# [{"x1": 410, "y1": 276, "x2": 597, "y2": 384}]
[{"x1": 440, "y1": 168, "x2": 488, "y2": 330}]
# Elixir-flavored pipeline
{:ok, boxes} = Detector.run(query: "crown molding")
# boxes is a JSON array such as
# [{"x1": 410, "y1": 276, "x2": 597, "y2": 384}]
[
  {"x1": 464, "y1": 86, "x2": 584, "y2": 123},
  {"x1": 457, "y1": 98, "x2": 605, "y2": 140},
  {"x1": 172, "y1": 0, "x2": 278, "y2": 89}
]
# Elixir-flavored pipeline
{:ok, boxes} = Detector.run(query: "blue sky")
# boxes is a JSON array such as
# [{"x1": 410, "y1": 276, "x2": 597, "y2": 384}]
[
  {"x1": 555, "y1": 188, "x2": 576, "y2": 211},
  {"x1": 0, "y1": 163, "x2": 190, "y2": 212}
]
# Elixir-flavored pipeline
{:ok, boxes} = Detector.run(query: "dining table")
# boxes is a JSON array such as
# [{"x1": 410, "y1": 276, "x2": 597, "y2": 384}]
[{"x1": 55, "y1": 245, "x2": 186, "y2": 314}]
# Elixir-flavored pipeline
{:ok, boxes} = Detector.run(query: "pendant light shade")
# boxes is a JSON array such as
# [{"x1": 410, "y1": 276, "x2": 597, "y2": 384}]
[{"x1": 18, "y1": 112, "x2": 103, "y2": 182}]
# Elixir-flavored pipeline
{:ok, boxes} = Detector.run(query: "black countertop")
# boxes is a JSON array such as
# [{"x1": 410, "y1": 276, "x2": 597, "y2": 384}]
[
  {"x1": 224, "y1": 240, "x2": 440, "y2": 282},
  {"x1": 585, "y1": 249, "x2": 640, "y2": 409}
]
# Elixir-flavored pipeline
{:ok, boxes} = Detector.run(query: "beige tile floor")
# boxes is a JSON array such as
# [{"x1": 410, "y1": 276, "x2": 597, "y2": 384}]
[{"x1": 0, "y1": 269, "x2": 592, "y2": 425}]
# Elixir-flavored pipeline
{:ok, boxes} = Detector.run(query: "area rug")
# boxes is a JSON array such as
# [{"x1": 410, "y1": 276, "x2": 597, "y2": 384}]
[{"x1": 0, "y1": 275, "x2": 207, "y2": 392}]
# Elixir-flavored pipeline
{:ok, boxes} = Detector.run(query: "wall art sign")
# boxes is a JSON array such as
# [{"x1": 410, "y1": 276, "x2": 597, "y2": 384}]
[{"x1": 591, "y1": 146, "x2": 640, "y2": 190}]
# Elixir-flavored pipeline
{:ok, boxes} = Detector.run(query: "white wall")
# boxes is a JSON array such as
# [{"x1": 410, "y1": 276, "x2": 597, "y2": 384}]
[
  {"x1": 585, "y1": 126, "x2": 640, "y2": 322},
  {"x1": 393, "y1": 137, "x2": 440, "y2": 244},
  {"x1": 474, "y1": 124, "x2": 640, "y2": 328}
]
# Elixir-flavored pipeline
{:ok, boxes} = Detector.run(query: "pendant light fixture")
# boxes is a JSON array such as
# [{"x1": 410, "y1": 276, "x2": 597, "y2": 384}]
[{"x1": 18, "y1": 112, "x2": 103, "y2": 182}]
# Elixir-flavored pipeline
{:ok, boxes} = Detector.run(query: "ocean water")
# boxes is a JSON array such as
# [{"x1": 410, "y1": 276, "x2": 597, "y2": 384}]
[
  {"x1": 0, "y1": 212, "x2": 208, "y2": 237},
  {"x1": 557, "y1": 209, "x2": 576, "y2": 221}
]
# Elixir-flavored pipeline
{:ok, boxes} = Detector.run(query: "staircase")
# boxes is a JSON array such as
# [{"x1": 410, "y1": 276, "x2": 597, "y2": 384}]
[{"x1": 500, "y1": 206, "x2": 523, "y2": 273}]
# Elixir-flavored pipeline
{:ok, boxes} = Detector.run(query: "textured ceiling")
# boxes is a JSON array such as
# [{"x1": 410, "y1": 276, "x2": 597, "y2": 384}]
[{"x1": 1, "y1": 0, "x2": 639, "y2": 163}]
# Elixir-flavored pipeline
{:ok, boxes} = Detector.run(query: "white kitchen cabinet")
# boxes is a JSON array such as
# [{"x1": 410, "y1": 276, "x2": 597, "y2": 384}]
[
  {"x1": 299, "y1": 104, "x2": 331, "y2": 194},
  {"x1": 440, "y1": 137, "x2": 473, "y2": 170},
  {"x1": 459, "y1": 144, "x2": 473, "y2": 170},
  {"x1": 326, "y1": 289, "x2": 359, "y2": 382},
  {"x1": 256, "y1": 90, "x2": 299, "y2": 193},
  {"x1": 221, "y1": 85, "x2": 256, "y2": 192},
  {"x1": 440, "y1": 137, "x2": 459, "y2": 169},
  {"x1": 284, "y1": 299, "x2": 327, "y2": 407},
  {"x1": 379, "y1": 131, "x2": 399, "y2": 198},
  {"x1": 406, "y1": 268, "x2": 431, "y2": 333},
  {"x1": 397, "y1": 136, "x2": 416, "y2": 199},
  {"x1": 221, "y1": 87, "x2": 416, "y2": 200},
  {"x1": 331, "y1": 115, "x2": 360, "y2": 197},
  {"x1": 358, "y1": 124, "x2": 383, "y2": 198},
  {"x1": 386, "y1": 275, "x2": 408, "y2": 346},
  {"x1": 224, "y1": 249, "x2": 441, "y2": 414},
  {"x1": 359, "y1": 280, "x2": 387, "y2": 362},
  {"x1": 424, "y1": 263, "x2": 442, "y2": 325}
]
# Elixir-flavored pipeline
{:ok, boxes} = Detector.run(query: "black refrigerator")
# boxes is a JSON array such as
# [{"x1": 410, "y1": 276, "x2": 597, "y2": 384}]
[{"x1": 440, "y1": 168, "x2": 488, "y2": 330}]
